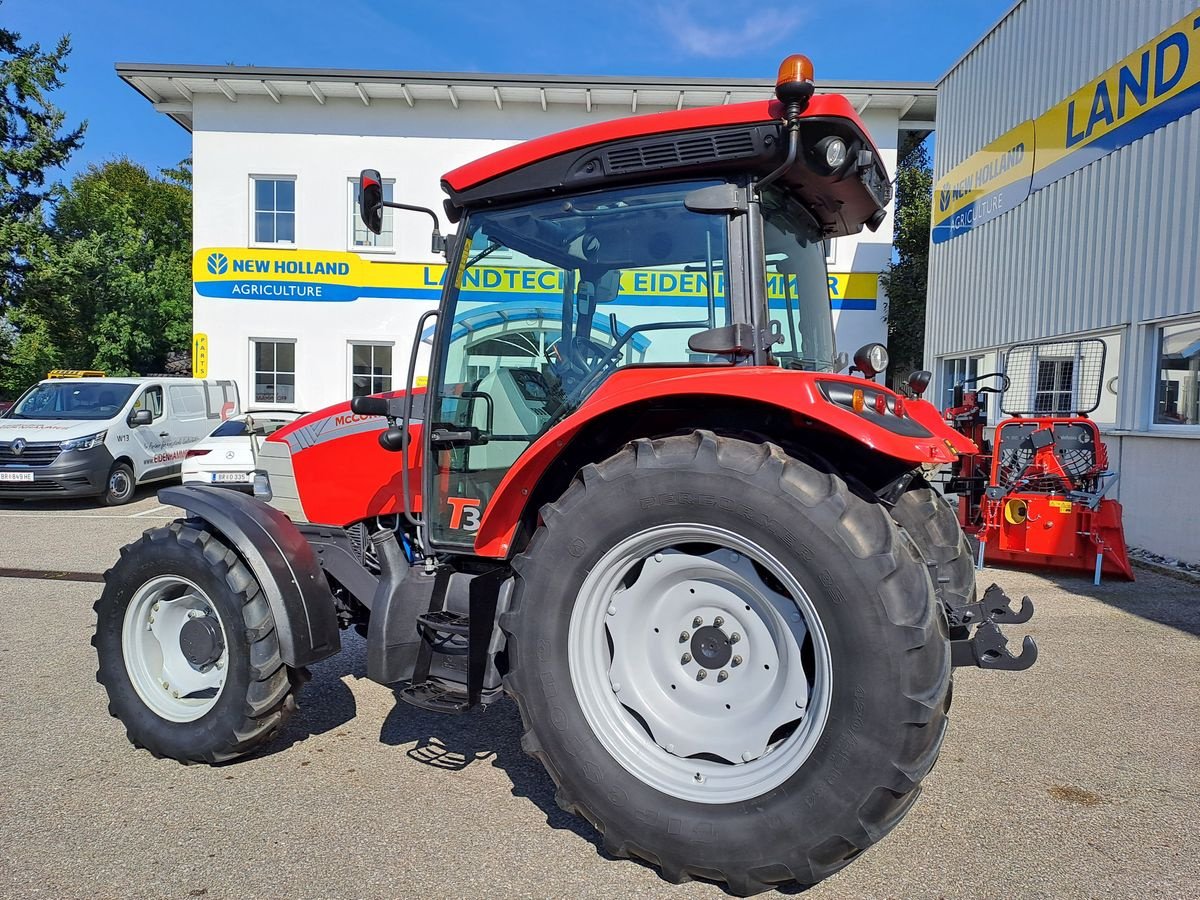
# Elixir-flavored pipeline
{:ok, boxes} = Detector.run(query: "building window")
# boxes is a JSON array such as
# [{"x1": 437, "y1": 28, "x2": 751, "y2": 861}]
[
  {"x1": 1155, "y1": 319, "x2": 1200, "y2": 426},
  {"x1": 252, "y1": 176, "x2": 295, "y2": 244},
  {"x1": 349, "y1": 178, "x2": 394, "y2": 249},
  {"x1": 1034, "y1": 358, "x2": 1075, "y2": 415},
  {"x1": 941, "y1": 356, "x2": 979, "y2": 410},
  {"x1": 350, "y1": 343, "x2": 393, "y2": 397},
  {"x1": 253, "y1": 340, "x2": 296, "y2": 404},
  {"x1": 824, "y1": 239, "x2": 836, "y2": 264}
]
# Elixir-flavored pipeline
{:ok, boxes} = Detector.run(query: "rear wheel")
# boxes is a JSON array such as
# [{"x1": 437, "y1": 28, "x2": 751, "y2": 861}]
[
  {"x1": 891, "y1": 484, "x2": 976, "y2": 632},
  {"x1": 93, "y1": 522, "x2": 303, "y2": 763},
  {"x1": 502, "y1": 431, "x2": 950, "y2": 894}
]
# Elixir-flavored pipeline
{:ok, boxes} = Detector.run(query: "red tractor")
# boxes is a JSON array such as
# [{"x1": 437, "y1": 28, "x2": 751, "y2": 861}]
[
  {"x1": 94, "y1": 56, "x2": 1036, "y2": 894},
  {"x1": 942, "y1": 339, "x2": 1133, "y2": 583}
]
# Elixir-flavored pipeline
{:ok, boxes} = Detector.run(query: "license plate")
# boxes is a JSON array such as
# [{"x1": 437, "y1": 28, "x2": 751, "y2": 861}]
[
  {"x1": 213, "y1": 473, "x2": 249, "y2": 483},
  {"x1": 0, "y1": 471, "x2": 34, "y2": 482}
]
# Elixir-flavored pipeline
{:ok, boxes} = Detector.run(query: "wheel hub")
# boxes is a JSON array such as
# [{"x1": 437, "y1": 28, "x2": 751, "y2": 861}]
[
  {"x1": 689, "y1": 624, "x2": 732, "y2": 670},
  {"x1": 121, "y1": 576, "x2": 228, "y2": 723},
  {"x1": 605, "y1": 547, "x2": 812, "y2": 765},
  {"x1": 179, "y1": 615, "x2": 224, "y2": 668}
]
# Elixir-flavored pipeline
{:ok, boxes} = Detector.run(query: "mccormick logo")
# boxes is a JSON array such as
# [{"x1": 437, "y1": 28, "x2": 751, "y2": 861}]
[{"x1": 207, "y1": 252, "x2": 229, "y2": 275}]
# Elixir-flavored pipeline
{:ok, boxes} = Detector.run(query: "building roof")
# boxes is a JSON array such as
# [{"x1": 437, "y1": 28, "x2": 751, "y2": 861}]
[{"x1": 115, "y1": 63, "x2": 937, "y2": 133}]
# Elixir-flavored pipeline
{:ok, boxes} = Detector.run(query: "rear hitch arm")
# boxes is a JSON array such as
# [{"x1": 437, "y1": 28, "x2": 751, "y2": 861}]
[
  {"x1": 946, "y1": 583, "x2": 1035, "y2": 629},
  {"x1": 951, "y1": 621, "x2": 1038, "y2": 671},
  {"x1": 948, "y1": 583, "x2": 1038, "y2": 672}
]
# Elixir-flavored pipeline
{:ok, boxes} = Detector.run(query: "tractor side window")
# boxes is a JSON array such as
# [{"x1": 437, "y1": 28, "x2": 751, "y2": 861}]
[
  {"x1": 761, "y1": 190, "x2": 836, "y2": 372},
  {"x1": 429, "y1": 180, "x2": 732, "y2": 547}
]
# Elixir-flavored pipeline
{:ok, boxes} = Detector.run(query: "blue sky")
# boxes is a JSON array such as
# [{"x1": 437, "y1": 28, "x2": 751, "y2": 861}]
[{"x1": 5, "y1": 0, "x2": 1011, "y2": 180}]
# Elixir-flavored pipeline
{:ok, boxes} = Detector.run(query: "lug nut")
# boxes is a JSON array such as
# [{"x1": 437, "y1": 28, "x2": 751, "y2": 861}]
[
  {"x1": 696, "y1": 670, "x2": 707, "y2": 681},
  {"x1": 680, "y1": 652, "x2": 692, "y2": 665},
  {"x1": 717, "y1": 670, "x2": 728, "y2": 682},
  {"x1": 730, "y1": 632, "x2": 741, "y2": 644},
  {"x1": 713, "y1": 616, "x2": 724, "y2": 627},
  {"x1": 741, "y1": 751, "x2": 754, "y2": 762},
  {"x1": 679, "y1": 630, "x2": 690, "y2": 643},
  {"x1": 607, "y1": 605, "x2": 617, "y2": 616},
  {"x1": 732, "y1": 655, "x2": 742, "y2": 667},
  {"x1": 692, "y1": 616, "x2": 703, "y2": 628},
  {"x1": 612, "y1": 682, "x2": 622, "y2": 693}
]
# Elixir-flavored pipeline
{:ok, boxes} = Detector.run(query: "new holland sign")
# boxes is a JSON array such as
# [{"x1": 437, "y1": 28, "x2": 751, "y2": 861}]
[{"x1": 933, "y1": 7, "x2": 1200, "y2": 243}]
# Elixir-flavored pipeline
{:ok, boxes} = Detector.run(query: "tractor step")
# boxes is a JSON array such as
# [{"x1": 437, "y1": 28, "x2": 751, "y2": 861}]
[
  {"x1": 417, "y1": 609, "x2": 470, "y2": 639},
  {"x1": 398, "y1": 680, "x2": 472, "y2": 714}
]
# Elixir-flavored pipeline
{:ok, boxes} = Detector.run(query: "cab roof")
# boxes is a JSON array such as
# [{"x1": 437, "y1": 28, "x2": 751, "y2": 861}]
[{"x1": 443, "y1": 94, "x2": 870, "y2": 195}]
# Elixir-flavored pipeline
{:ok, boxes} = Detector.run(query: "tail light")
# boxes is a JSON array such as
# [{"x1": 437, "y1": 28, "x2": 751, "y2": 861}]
[{"x1": 186, "y1": 448, "x2": 211, "y2": 458}]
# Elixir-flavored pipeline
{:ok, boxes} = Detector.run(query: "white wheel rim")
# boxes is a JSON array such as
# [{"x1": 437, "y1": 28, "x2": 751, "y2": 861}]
[
  {"x1": 568, "y1": 524, "x2": 833, "y2": 805},
  {"x1": 109, "y1": 471, "x2": 131, "y2": 500},
  {"x1": 121, "y1": 575, "x2": 229, "y2": 722}
]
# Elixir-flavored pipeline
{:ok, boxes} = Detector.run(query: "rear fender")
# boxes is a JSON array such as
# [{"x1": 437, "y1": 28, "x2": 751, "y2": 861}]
[
  {"x1": 158, "y1": 485, "x2": 340, "y2": 667},
  {"x1": 473, "y1": 367, "x2": 976, "y2": 558}
]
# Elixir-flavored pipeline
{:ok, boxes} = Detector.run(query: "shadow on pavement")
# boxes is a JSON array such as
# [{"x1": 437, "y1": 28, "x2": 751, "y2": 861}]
[
  {"x1": 378, "y1": 693, "x2": 604, "y2": 850},
  {"x1": 254, "y1": 631, "x2": 364, "y2": 759},
  {"x1": 987, "y1": 562, "x2": 1200, "y2": 637}
]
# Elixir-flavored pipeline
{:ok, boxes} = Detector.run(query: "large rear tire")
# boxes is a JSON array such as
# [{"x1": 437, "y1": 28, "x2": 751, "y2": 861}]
[
  {"x1": 501, "y1": 431, "x2": 950, "y2": 894},
  {"x1": 890, "y1": 484, "x2": 976, "y2": 630},
  {"x1": 93, "y1": 522, "x2": 303, "y2": 763}
]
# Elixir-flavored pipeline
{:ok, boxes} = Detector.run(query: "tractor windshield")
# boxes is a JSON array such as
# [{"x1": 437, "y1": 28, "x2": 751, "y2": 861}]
[
  {"x1": 428, "y1": 179, "x2": 732, "y2": 545},
  {"x1": 761, "y1": 188, "x2": 837, "y2": 372}
]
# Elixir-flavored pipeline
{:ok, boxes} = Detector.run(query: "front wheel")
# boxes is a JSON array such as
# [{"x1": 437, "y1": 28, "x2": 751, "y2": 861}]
[
  {"x1": 102, "y1": 461, "x2": 136, "y2": 506},
  {"x1": 93, "y1": 522, "x2": 303, "y2": 763},
  {"x1": 502, "y1": 432, "x2": 950, "y2": 895}
]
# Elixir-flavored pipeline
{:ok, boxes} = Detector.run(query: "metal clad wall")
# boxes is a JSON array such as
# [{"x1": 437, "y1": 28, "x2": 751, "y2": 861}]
[{"x1": 927, "y1": 0, "x2": 1200, "y2": 359}]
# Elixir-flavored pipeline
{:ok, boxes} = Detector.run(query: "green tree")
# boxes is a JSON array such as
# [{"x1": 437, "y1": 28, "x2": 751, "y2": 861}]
[
  {"x1": 880, "y1": 133, "x2": 933, "y2": 384},
  {"x1": 0, "y1": 12, "x2": 85, "y2": 308},
  {"x1": 2, "y1": 158, "x2": 193, "y2": 393}
]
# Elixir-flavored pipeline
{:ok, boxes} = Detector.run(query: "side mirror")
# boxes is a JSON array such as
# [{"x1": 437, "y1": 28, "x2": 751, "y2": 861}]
[
  {"x1": 907, "y1": 370, "x2": 932, "y2": 397},
  {"x1": 129, "y1": 409, "x2": 153, "y2": 427},
  {"x1": 359, "y1": 169, "x2": 384, "y2": 235}
]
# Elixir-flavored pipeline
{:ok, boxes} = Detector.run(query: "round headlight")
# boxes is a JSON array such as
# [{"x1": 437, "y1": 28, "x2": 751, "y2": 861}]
[
  {"x1": 853, "y1": 342, "x2": 890, "y2": 378},
  {"x1": 813, "y1": 136, "x2": 848, "y2": 172}
]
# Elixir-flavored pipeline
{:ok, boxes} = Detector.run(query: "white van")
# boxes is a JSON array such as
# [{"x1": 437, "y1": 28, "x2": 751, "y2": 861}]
[{"x1": 0, "y1": 377, "x2": 240, "y2": 505}]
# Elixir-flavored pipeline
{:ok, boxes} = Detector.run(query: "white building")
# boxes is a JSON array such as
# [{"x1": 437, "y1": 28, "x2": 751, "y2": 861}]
[
  {"x1": 926, "y1": 0, "x2": 1200, "y2": 564},
  {"x1": 119, "y1": 63, "x2": 934, "y2": 412}
]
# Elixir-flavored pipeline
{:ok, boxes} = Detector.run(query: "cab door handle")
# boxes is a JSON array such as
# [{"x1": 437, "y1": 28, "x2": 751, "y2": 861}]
[{"x1": 158, "y1": 431, "x2": 170, "y2": 437}]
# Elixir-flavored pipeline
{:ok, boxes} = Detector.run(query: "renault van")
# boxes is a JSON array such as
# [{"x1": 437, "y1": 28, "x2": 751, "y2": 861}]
[{"x1": 0, "y1": 377, "x2": 240, "y2": 505}]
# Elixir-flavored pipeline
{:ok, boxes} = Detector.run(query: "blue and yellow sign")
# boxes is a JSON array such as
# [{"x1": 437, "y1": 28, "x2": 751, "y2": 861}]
[
  {"x1": 931, "y1": 120, "x2": 1034, "y2": 244},
  {"x1": 933, "y1": 7, "x2": 1200, "y2": 243},
  {"x1": 193, "y1": 247, "x2": 879, "y2": 311}
]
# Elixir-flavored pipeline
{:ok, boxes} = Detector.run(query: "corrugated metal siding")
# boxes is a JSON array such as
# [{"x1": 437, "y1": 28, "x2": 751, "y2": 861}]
[{"x1": 927, "y1": 0, "x2": 1200, "y2": 358}]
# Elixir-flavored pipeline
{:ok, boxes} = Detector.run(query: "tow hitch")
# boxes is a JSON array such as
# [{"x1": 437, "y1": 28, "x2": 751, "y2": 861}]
[{"x1": 948, "y1": 584, "x2": 1038, "y2": 671}]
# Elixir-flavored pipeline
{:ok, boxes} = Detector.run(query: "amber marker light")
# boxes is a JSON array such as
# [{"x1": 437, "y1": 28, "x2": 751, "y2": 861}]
[
  {"x1": 851, "y1": 389, "x2": 865, "y2": 413},
  {"x1": 776, "y1": 54, "x2": 815, "y2": 89},
  {"x1": 775, "y1": 54, "x2": 816, "y2": 109}
]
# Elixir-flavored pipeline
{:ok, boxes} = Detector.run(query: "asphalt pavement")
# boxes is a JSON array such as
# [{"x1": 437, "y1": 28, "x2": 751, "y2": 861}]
[{"x1": 0, "y1": 492, "x2": 1197, "y2": 899}]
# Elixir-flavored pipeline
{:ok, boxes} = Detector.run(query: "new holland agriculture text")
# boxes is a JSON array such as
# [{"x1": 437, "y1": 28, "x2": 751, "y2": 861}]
[
  {"x1": 933, "y1": 8, "x2": 1200, "y2": 243},
  {"x1": 193, "y1": 248, "x2": 879, "y2": 311}
]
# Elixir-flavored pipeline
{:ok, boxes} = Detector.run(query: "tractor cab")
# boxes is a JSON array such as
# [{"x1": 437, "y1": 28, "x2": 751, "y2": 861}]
[{"x1": 359, "y1": 56, "x2": 908, "y2": 551}]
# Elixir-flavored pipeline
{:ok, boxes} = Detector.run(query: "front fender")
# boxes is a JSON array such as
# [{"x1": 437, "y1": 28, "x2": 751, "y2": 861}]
[
  {"x1": 473, "y1": 367, "x2": 975, "y2": 558},
  {"x1": 158, "y1": 485, "x2": 340, "y2": 667}
]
